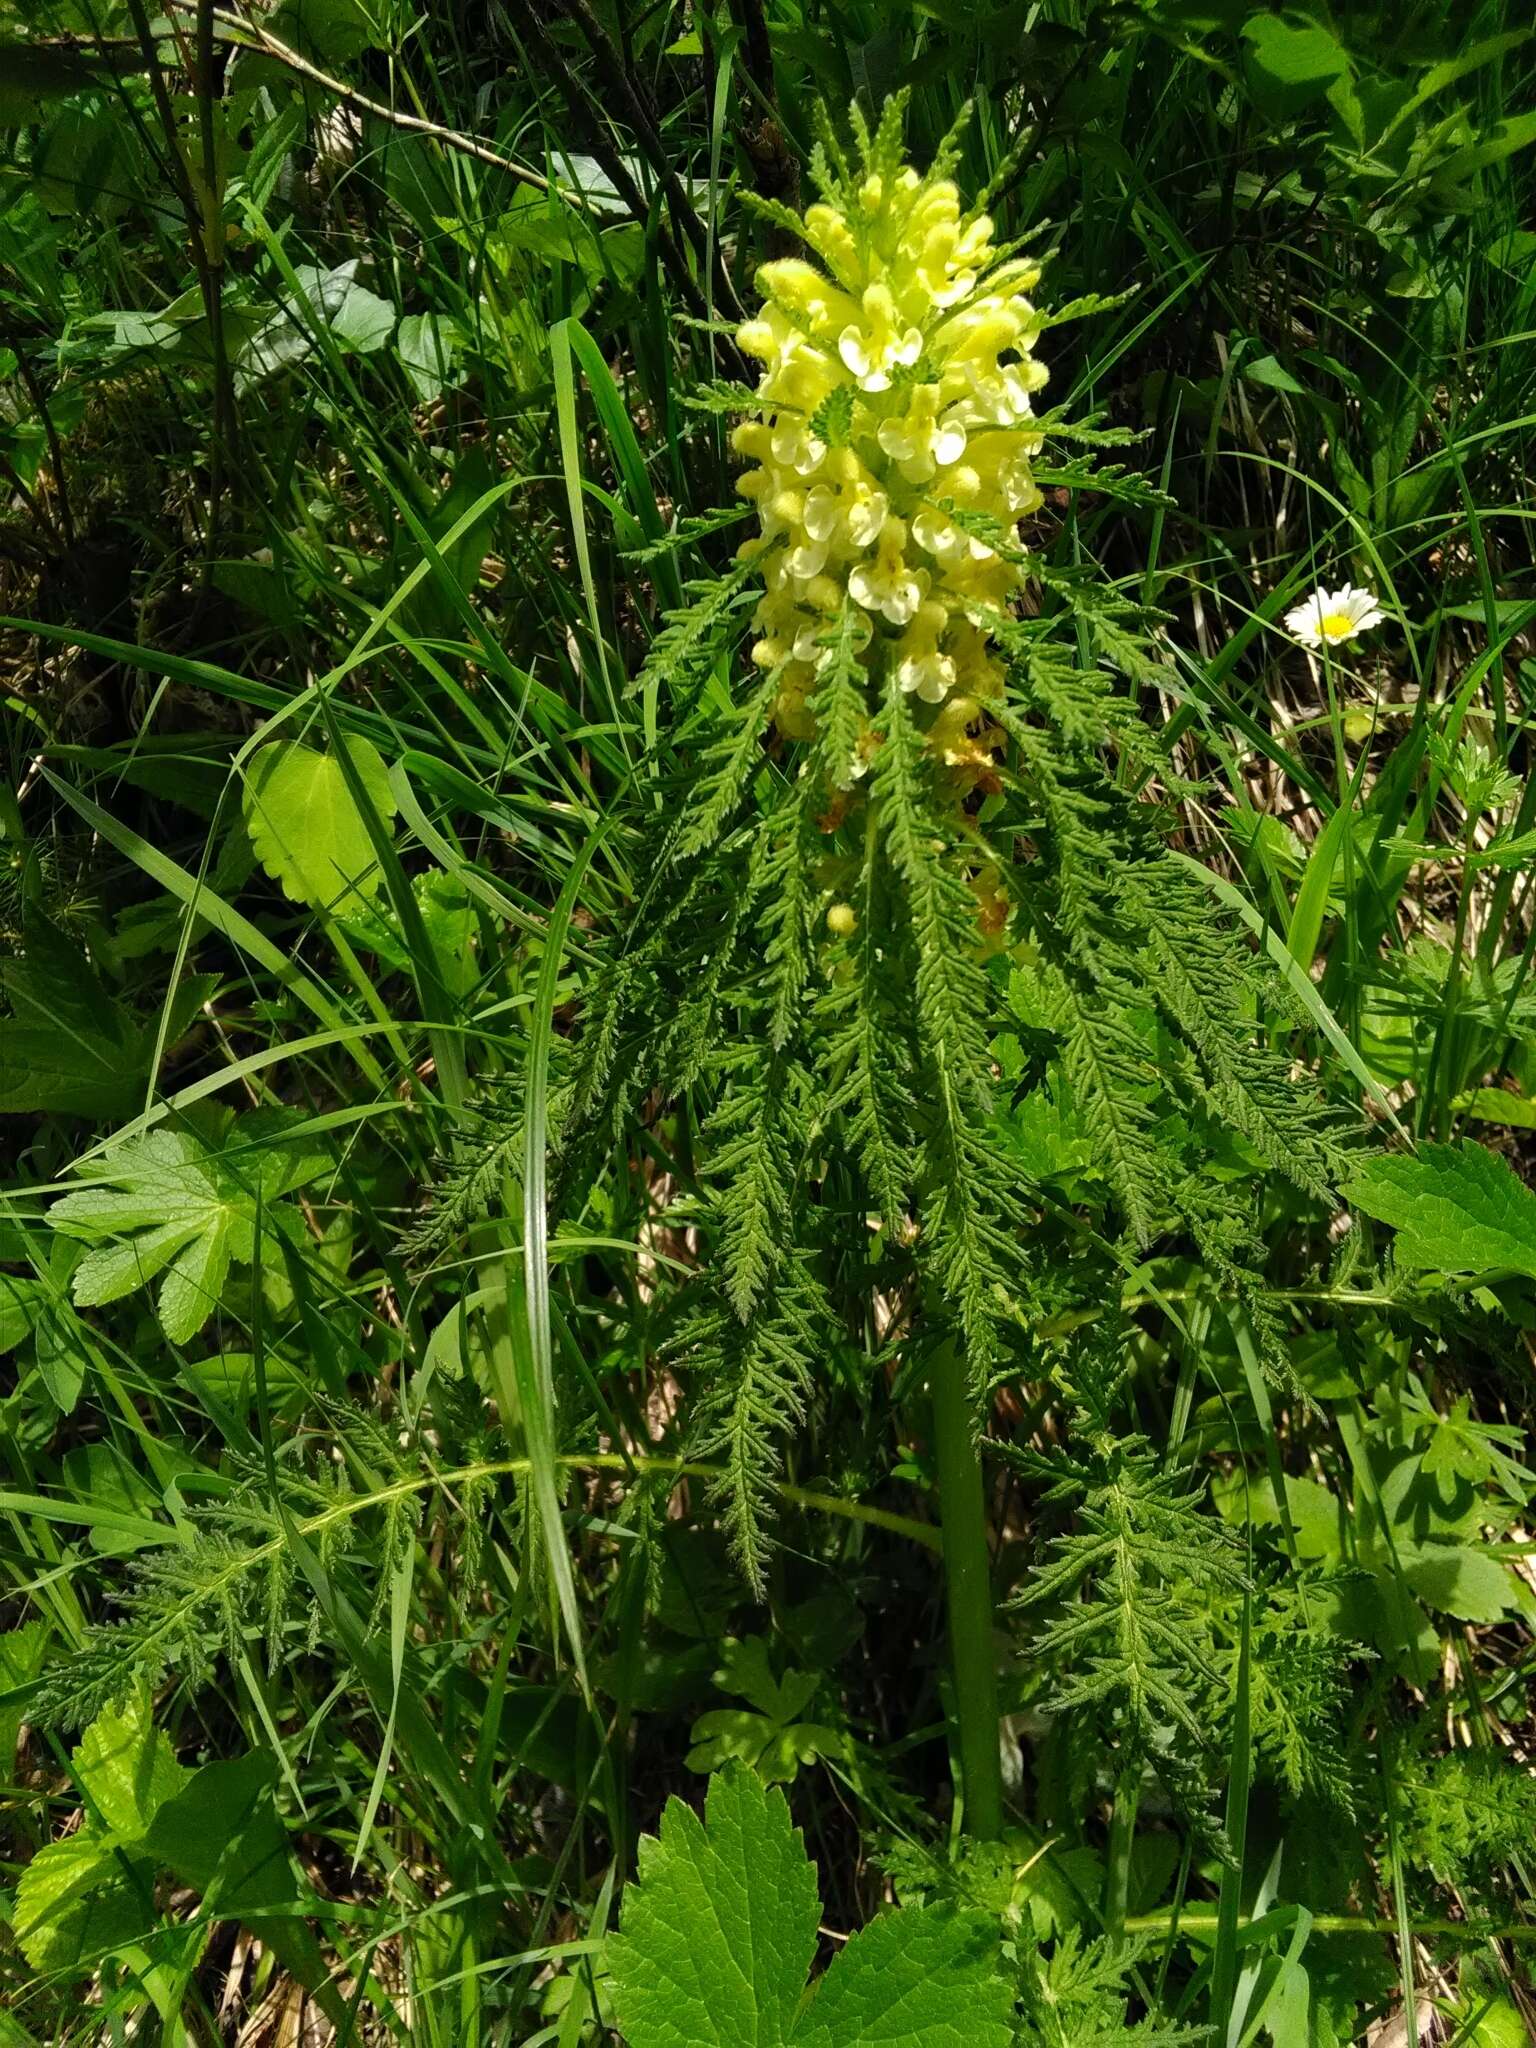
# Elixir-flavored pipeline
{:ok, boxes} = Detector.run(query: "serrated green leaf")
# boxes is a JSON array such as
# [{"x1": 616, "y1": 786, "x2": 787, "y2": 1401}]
[
  {"x1": 792, "y1": 1905, "x2": 1014, "y2": 2048},
  {"x1": 74, "y1": 1695, "x2": 189, "y2": 1837},
  {"x1": 607, "y1": 1768, "x2": 1011, "y2": 2048},
  {"x1": 0, "y1": 915, "x2": 144, "y2": 1117},
  {"x1": 12, "y1": 1833, "x2": 155, "y2": 1974},
  {"x1": 51, "y1": 1121, "x2": 324, "y2": 1342},
  {"x1": 0, "y1": 1619, "x2": 51, "y2": 1767},
  {"x1": 1345, "y1": 1141, "x2": 1536, "y2": 1279},
  {"x1": 607, "y1": 1766, "x2": 821, "y2": 2048},
  {"x1": 71, "y1": 1216, "x2": 207, "y2": 1308},
  {"x1": 243, "y1": 736, "x2": 397, "y2": 914},
  {"x1": 13, "y1": 1698, "x2": 187, "y2": 1975},
  {"x1": 0, "y1": 1027, "x2": 138, "y2": 1118},
  {"x1": 156, "y1": 1213, "x2": 237, "y2": 1345}
]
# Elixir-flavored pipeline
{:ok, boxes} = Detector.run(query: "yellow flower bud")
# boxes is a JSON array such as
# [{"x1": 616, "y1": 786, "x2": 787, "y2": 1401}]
[{"x1": 827, "y1": 902, "x2": 858, "y2": 936}]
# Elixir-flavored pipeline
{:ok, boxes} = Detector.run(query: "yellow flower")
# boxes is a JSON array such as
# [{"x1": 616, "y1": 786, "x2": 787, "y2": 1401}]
[
  {"x1": 734, "y1": 115, "x2": 1048, "y2": 754},
  {"x1": 848, "y1": 517, "x2": 925, "y2": 626}
]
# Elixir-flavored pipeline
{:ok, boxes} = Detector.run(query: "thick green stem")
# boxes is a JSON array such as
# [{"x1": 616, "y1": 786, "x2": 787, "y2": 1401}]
[{"x1": 930, "y1": 1340, "x2": 1003, "y2": 1838}]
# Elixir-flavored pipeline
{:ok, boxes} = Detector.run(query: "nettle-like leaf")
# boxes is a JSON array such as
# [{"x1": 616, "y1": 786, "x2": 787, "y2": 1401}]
[
  {"x1": 14, "y1": 1698, "x2": 318, "y2": 1988},
  {"x1": 13, "y1": 1695, "x2": 186, "y2": 1973},
  {"x1": 1346, "y1": 1141, "x2": 1536, "y2": 1280},
  {"x1": 607, "y1": 1766, "x2": 1014, "y2": 2048},
  {"x1": 0, "y1": 912, "x2": 213, "y2": 1119},
  {"x1": 50, "y1": 1113, "x2": 328, "y2": 1343},
  {"x1": 243, "y1": 734, "x2": 397, "y2": 915}
]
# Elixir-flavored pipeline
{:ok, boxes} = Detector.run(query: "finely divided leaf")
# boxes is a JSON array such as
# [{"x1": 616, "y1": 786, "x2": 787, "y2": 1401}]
[{"x1": 1346, "y1": 1141, "x2": 1536, "y2": 1278}]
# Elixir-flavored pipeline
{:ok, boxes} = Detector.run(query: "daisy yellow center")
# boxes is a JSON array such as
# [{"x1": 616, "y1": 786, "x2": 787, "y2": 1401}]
[{"x1": 1318, "y1": 611, "x2": 1356, "y2": 640}]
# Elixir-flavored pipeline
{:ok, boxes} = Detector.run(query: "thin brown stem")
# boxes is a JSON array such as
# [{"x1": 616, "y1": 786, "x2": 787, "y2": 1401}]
[
  {"x1": 726, "y1": 0, "x2": 801, "y2": 225},
  {"x1": 557, "y1": 0, "x2": 744, "y2": 320},
  {"x1": 197, "y1": 4, "x2": 564, "y2": 199}
]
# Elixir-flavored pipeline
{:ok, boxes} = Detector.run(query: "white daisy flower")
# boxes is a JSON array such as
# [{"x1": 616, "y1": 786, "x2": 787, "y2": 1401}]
[{"x1": 1284, "y1": 584, "x2": 1385, "y2": 649}]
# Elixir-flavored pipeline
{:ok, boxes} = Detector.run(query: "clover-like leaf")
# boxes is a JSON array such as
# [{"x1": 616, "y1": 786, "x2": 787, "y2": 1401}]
[{"x1": 685, "y1": 1638, "x2": 845, "y2": 1783}]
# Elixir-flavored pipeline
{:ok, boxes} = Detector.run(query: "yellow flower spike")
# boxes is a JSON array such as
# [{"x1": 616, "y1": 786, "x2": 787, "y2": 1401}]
[
  {"x1": 929, "y1": 694, "x2": 984, "y2": 763},
  {"x1": 839, "y1": 282, "x2": 923, "y2": 392},
  {"x1": 758, "y1": 259, "x2": 861, "y2": 341},
  {"x1": 769, "y1": 418, "x2": 827, "y2": 476},
  {"x1": 734, "y1": 112, "x2": 1048, "y2": 759}
]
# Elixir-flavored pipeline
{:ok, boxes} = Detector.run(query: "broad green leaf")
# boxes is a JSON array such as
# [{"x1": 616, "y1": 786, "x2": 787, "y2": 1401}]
[
  {"x1": 792, "y1": 1905, "x2": 1014, "y2": 2048},
  {"x1": 73, "y1": 1696, "x2": 189, "y2": 1837},
  {"x1": 267, "y1": 0, "x2": 382, "y2": 62},
  {"x1": 326, "y1": 276, "x2": 396, "y2": 353},
  {"x1": 144, "y1": 1750, "x2": 346, "y2": 2015},
  {"x1": 146, "y1": 1752, "x2": 296, "y2": 1913},
  {"x1": 0, "y1": 1028, "x2": 139, "y2": 1118},
  {"x1": 244, "y1": 736, "x2": 397, "y2": 914},
  {"x1": 1243, "y1": 353, "x2": 1307, "y2": 396},
  {"x1": 31, "y1": 1293, "x2": 95, "y2": 1414},
  {"x1": 0, "y1": 915, "x2": 142, "y2": 1117},
  {"x1": 13, "y1": 1698, "x2": 185, "y2": 1974},
  {"x1": 0, "y1": 1275, "x2": 46, "y2": 1356},
  {"x1": 1398, "y1": 1545, "x2": 1517, "y2": 1625},
  {"x1": 607, "y1": 1766, "x2": 821, "y2": 2048},
  {"x1": 51, "y1": 1118, "x2": 325, "y2": 1342},
  {"x1": 1432, "y1": 109, "x2": 1536, "y2": 184},
  {"x1": 0, "y1": 1619, "x2": 51, "y2": 1766},
  {"x1": 0, "y1": 42, "x2": 114, "y2": 126},
  {"x1": 1456, "y1": 1087, "x2": 1536, "y2": 1130},
  {"x1": 236, "y1": 260, "x2": 395, "y2": 388},
  {"x1": 396, "y1": 312, "x2": 461, "y2": 403},
  {"x1": 1346, "y1": 1141, "x2": 1536, "y2": 1279},
  {"x1": 1241, "y1": 15, "x2": 1348, "y2": 98},
  {"x1": 607, "y1": 1768, "x2": 1011, "y2": 2048},
  {"x1": 12, "y1": 1833, "x2": 154, "y2": 1973}
]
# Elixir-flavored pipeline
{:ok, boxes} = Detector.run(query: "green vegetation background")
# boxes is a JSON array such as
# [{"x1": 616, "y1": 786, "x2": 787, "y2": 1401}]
[{"x1": 2, "y1": 0, "x2": 1536, "y2": 2042}]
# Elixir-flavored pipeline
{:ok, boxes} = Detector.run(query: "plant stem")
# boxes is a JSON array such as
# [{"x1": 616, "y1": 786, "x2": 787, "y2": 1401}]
[
  {"x1": 1104, "y1": 1765, "x2": 1140, "y2": 1941},
  {"x1": 930, "y1": 1339, "x2": 1003, "y2": 1838}
]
